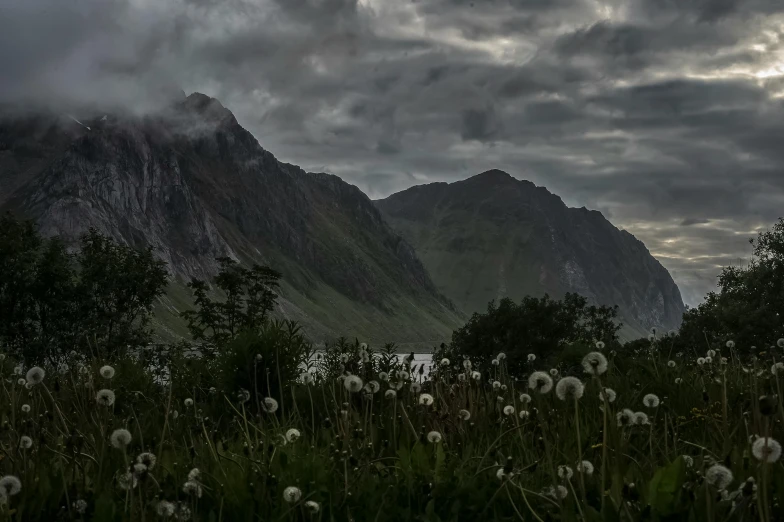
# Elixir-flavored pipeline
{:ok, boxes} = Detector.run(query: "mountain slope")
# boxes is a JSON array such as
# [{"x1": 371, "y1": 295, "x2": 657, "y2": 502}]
[
  {"x1": 0, "y1": 95, "x2": 463, "y2": 347},
  {"x1": 375, "y1": 170, "x2": 685, "y2": 338}
]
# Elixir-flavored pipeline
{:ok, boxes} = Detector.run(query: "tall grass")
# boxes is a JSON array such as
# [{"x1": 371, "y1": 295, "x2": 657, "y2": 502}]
[{"x1": 0, "y1": 337, "x2": 781, "y2": 521}]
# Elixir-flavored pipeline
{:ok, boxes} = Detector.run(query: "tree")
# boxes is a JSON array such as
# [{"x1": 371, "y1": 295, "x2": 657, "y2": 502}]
[
  {"x1": 438, "y1": 293, "x2": 621, "y2": 375},
  {"x1": 0, "y1": 214, "x2": 168, "y2": 363},
  {"x1": 677, "y1": 218, "x2": 784, "y2": 352},
  {"x1": 181, "y1": 257, "x2": 281, "y2": 347}
]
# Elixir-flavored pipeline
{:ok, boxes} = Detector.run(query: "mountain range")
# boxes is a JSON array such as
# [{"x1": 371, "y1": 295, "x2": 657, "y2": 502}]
[{"x1": 0, "y1": 92, "x2": 684, "y2": 345}]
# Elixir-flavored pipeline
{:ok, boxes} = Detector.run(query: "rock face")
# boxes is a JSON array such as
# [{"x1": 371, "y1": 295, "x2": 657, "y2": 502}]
[
  {"x1": 0, "y1": 94, "x2": 463, "y2": 346},
  {"x1": 375, "y1": 170, "x2": 685, "y2": 338}
]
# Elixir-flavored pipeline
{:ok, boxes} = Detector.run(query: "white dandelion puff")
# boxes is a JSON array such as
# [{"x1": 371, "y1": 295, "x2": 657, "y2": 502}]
[
  {"x1": 697, "y1": 357, "x2": 706, "y2": 366},
  {"x1": 136, "y1": 452, "x2": 156, "y2": 470},
  {"x1": 263, "y1": 397, "x2": 279, "y2": 413},
  {"x1": 440, "y1": 358, "x2": 450, "y2": 366},
  {"x1": 557, "y1": 465, "x2": 573, "y2": 480},
  {"x1": 581, "y1": 352, "x2": 608, "y2": 375},
  {"x1": 378, "y1": 371, "x2": 389, "y2": 382},
  {"x1": 156, "y1": 501, "x2": 175, "y2": 517},
  {"x1": 99, "y1": 365, "x2": 115, "y2": 379},
  {"x1": 682, "y1": 455, "x2": 694, "y2": 468},
  {"x1": 117, "y1": 471, "x2": 137, "y2": 491},
  {"x1": 667, "y1": 360, "x2": 676, "y2": 368},
  {"x1": 706, "y1": 464, "x2": 734, "y2": 489},
  {"x1": 519, "y1": 393, "x2": 532, "y2": 404},
  {"x1": 616, "y1": 409, "x2": 634, "y2": 427},
  {"x1": 497, "y1": 467, "x2": 514, "y2": 480},
  {"x1": 555, "y1": 377, "x2": 584, "y2": 401},
  {"x1": 497, "y1": 352, "x2": 507, "y2": 360},
  {"x1": 549, "y1": 368, "x2": 558, "y2": 377},
  {"x1": 410, "y1": 382, "x2": 422, "y2": 393},
  {"x1": 549, "y1": 485, "x2": 568, "y2": 499},
  {"x1": 752, "y1": 437, "x2": 782, "y2": 463},
  {"x1": 0, "y1": 476, "x2": 21, "y2": 496},
  {"x1": 184, "y1": 398, "x2": 194, "y2": 407},
  {"x1": 304, "y1": 500, "x2": 320, "y2": 514},
  {"x1": 528, "y1": 371, "x2": 554, "y2": 394},
  {"x1": 96, "y1": 389, "x2": 115, "y2": 406},
  {"x1": 19, "y1": 436, "x2": 32, "y2": 449},
  {"x1": 595, "y1": 341, "x2": 606, "y2": 350},
  {"x1": 491, "y1": 359, "x2": 499, "y2": 366},
  {"x1": 463, "y1": 360, "x2": 472, "y2": 370},
  {"x1": 110, "y1": 429, "x2": 132, "y2": 449},
  {"x1": 182, "y1": 481, "x2": 202, "y2": 498},
  {"x1": 285, "y1": 428, "x2": 301, "y2": 443},
  {"x1": 344, "y1": 375, "x2": 363, "y2": 393},
  {"x1": 419, "y1": 393, "x2": 434, "y2": 406},
  {"x1": 704, "y1": 356, "x2": 713, "y2": 364},
  {"x1": 707, "y1": 349, "x2": 716, "y2": 358},
  {"x1": 726, "y1": 340, "x2": 735, "y2": 349},
  {"x1": 25, "y1": 367, "x2": 45, "y2": 385},
  {"x1": 632, "y1": 412, "x2": 649, "y2": 425},
  {"x1": 599, "y1": 388, "x2": 616, "y2": 403},
  {"x1": 20, "y1": 404, "x2": 30, "y2": 413},
  {"x1": 519, "y1": 410, "x2": 530, "y2": 419},
  {"x1": 16, "y1": 378, "x2": 24, "y2": 386},
  {"x1": 385, "y1": 389, "x2": 397, "y2": 399},
  {"x1": 73, "y1": 499, "x2": 88, "y2": 514},
  {"x1": 577, "y1": 461, "x2": 594, "y2": 475},
  {"x1": 458, "y1": 409, "x2": 471, "y2": 420},
  {"x1": 187, "y1": 468, "x2": 200, "y2": 481},
  {"x1": 527, "y1": 353, "x2": 536, "y2": 362},
  {"x1": 643, "y1": 394, "x2": 660, "y2": 408},
  {"x1": 503, "y1": 405, "x2": 515, "y2": 416},
  {"x1": 778, "y1": 338, "x2": 784, "y2": 348},
  {"x1": 492, "y1": 380, "x2": 501, "y2": 390},
  {"x1": 426, "y1": 431, "x2": 442, "y2": 443}
]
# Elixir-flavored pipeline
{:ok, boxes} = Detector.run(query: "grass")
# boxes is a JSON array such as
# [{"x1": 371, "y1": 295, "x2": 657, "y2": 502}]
[{"x1": 0, "y1": 336, "x2": 782, "y2": 521}]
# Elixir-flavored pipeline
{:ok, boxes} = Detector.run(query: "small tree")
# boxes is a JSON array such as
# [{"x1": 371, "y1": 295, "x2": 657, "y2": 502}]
[{"x1": 181, "y1": 257, "x2": 282, "y2": 347}]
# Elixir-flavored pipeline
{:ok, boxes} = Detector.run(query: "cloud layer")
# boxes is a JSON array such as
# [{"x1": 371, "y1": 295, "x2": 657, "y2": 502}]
[{"x1": 3, "y1": 0, "x2": 784, "y2": 306}]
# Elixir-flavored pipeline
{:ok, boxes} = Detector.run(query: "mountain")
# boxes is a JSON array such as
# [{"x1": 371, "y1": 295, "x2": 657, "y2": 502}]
[
  {"x1": 375, "y1": 170, "x2": 685, "y2": 339},
  {"x1": 0, "y1": 94, "x2": 463, "y2": 348}
]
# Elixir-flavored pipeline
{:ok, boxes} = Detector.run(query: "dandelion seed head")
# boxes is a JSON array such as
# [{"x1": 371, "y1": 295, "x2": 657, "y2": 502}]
[
  {"x1": 457, "y1": 373, "x2": 466, "y2": 381},
  {"x1": 184, "y1": 398, "x2": 194, "y2": 407},
  {"x1": 705, "y1": 356, "x2": 713, "y2": 364},
  {"x1": 582, "y1": 352, "x2": 608, "y2": 375},
  {"x1": 497, "y1": 352, "x2": 506, "y2": 360},
  {"x1": 599, "y1": 388, "x2": 616, "y2": 403},
  {"x1": 632, "y1": 411, "x2": 649, "y2": 425},
  {"x1": 643, "y1": 394, "x2": 660, "y2": 408},
  {"x1": 426, "y1": 431, "x2": 442, "y2": 443},
  {"x1": 462, "y1": 360, "x2": 472, "y2": 370},
  {"x1": 440, "y1": 358, "x2": 450, "y2": 366},
  {"x1": 577, "y1": 461, "x2": 594, "y2": 475},
  {"x1": 503, "y1": 405, "x2": 515, "y2": 416},
  {"x1": 305, "y1": 500, "x2": 320, "y2": 514},
  {"x1": 16, "y1": 378, "x2": 24, "y2": 386},
  {"x1": 137, "y1": 452, "x2": 156, "y2": 470},
  {"x1": 549, "y1": 368, "x2": 558, "y2": 377},
  {"x1": 706, "y1": 464, "x2": 734, "y2": 489},
  {"x1": 596, "y1": 341, "x2": 605, "y2": 350},
  {"x1": 519, "y1": 410, "x2": 530, "y2": 419},
  {"x1": 409, "y1": 382, "x2": 421, "y2": 393},
  {"x1": 519, "y1": 393, "x2": 532, "y2": 404},
  {"x1": 286, "y1": 428, "x2": 301, "y2": 443},
  {"x1": 419, "y1": 393, "x2": 434, "y2": 406},
  {"x1": 385, "y1": 389, "x2": 397, "y2": 399},
  {"x1": 99, "y1": 365, "x2": 115, "y2": 379},
  {"x1": 19, "y1": 436, "x2": 32, "y2": 449},
  {"x1": 726, "y1": 340, "x2": 735, "y2": 349},
  {"x1": 117, "y1": 471, "x2": 137, "y2": 490},
  {"x1": 557, "y1": 465, "x2": 573, "y2": 480},
  {"x1": 682, "y1": 455, "x2": 694, "y2": 468},
  {"x1": 675, "y1": 378, "x2": 683, "y2": 384},
  {"x1": 187, "y1": 468, "x2": 200, "y2": 481},
  {"x1": 458, "y1": 409, "x2": 471, "y2": 420},
  {"x1": 471, "y1": 371, "x2": 481, "y2": 381},
  {"x1": 778, "y1": 338, "x2": 784, "y2": 348},
  {"x1": 528, "y1": 371, "x2": 554, "y2": 394},
  {"x1": 110, "y1": 429, "x2": 132, "y2": 449},
  {"x1": 182, "y1": 481, "x2": 202, "y2": 497},
  {"x1": 527, "y1": 353, "x2": 536, "y2": 362},
  {"x1": 73, "y1": 499, "x2": 88, "y2": 514},
  {"x1": 156, "y1": 501, "x2": 176, "y2": 517},
  {"x1": 492, "y1": 380, "x2": 501, "y2": 390},
  {"x1": 491, "y1": 359, "x2": 499, "y2": 366},
  {"x1": 0, "y1": 476, "x2": 21, "y2": 496},
  {"x1": 616, "y1": 409, "x2": 634, "y2": 427},
  {"x1": 378, "y1": 372, "x2": 389, "y2": 382},
  {"x1": 20, "y1": 404, "x2": 30, "y2": 413},
  {"x1": 667, "y1": 360, "x2": 676, "y2": 368},
  {"x1": 344, "y1": 375, "x2": 363, "y2": 393},
  {"x1": 697, "y1": 357, "x2": 706, "y2": 366},
  {"x1": 555, "y1": 377, "x2": 584, "y2": 401},
  {"x1": 96, "y1": 389, "x2": 115, "y2": 406},
  {"x1": 752, "y1": 437, "x2": 782, "y2": 463},
  {"x1": 25, "y1": 367, "x2": 45, "y2": 385}
]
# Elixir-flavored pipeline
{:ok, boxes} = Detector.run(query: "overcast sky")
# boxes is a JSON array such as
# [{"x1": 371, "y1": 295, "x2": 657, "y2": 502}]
[{"x1": 3, "y1": 0, "x2": 784, "y2": 306}]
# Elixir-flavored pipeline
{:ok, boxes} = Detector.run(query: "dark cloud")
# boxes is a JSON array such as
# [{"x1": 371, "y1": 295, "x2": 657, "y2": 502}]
[{"x1": 3, "y1": 0, "x2": 784, "y2": 306}]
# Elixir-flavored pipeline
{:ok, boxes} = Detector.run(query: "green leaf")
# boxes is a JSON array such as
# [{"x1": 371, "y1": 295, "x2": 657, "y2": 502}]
[{"x1": 648, "y1": 456, "x2": 686, "y2": 516}]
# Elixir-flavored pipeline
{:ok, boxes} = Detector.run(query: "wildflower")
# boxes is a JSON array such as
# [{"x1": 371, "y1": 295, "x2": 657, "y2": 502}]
[
  {"x1": 549, "y1": 368, "x2": 558, "y2": 377},
  {"x1": 616, "y1": 409, "x2": 634, "y2": 427},
  {"x1": 344, "y1": 375, "x2": 363, "y2": 393},
  {"x1": 682, "y1": 455, "x2": 694, "y2": 468},
  {"x1": 410, "y1": 382, "x2": 421, "y2": 393},
  {"x1": 528, "y1": 371, "x2": 554, "y2": 394},
  {"x1": 0, "y1": 476, "x2": 21, "y2": 496},
  {"x1": 599, "y1": 388, "x2": 616, "y2": 403},
  {"x1": 492, "y1": 380, "x2": 501, "y2": 390},
  {"x1": 110, "y1": 429, "x2": 132, "y2": 449},
  {"x1": 697, "y1": 357, "x2": 706, "y2": 366},
  {"x1": 304, "y1": 500, "x2": 321, "y2": 514},
  {"x1": 491, "y1": 359, "x2": 499, "y2": 366},
  {"x1": 19, "y1": 436, "x2": 32, "y2": 449},
  {"x1": 96, "y1": 389, "x2": 116, "y2": 406},
  {"x1": 519, "y1": 393, "x2": 532, "y2": 404},
  {"x1": 726, "y1": 340, "x2": 735, "y2": 349},
  {"x1": 73, "y1": 499, "x2": 88, "y2": 514},
  {"x1": 503, "y1": 405, "x2": 515, "y2": 416},
  {"x1": 21, "y1": 404, "x2": 30, "y2": 413},
  {"x1": 557, "y1": 465, "x2": 574, "y2": 480},
  {"x1": 25, "y1": 367, "x2": 45, "y2": 385},
  {"x1": 156, "y1": 501, "x2": 176, "y2": 517},
  {"x1": 187, "y1": 468, "x2": 200, "y2": 481},
  {"x1": 577, "y1": 461, "x2": 594, "y2": 475},
  {"x1": 498, "y1": 352, "x2": 507, "y2": 360},
  {"x1": 706, "y1": 464, "x2": 733, "y2": 489},
  {"x1": 385, "y1": 389, "x2": 397, "y2": 399},
  {"x1": 596, "y1": 341, "x2": 605, "y2": 350},
  {"x1": 528, "y1": 353, "x2": 536, "y2": 362},
  {"x1": 419, "y1": 393, "x2": 434, "y2": 406},
  {"x1": 667, "y1": 360, "x2": 676, "y2": 368},
  {"x1": 426, "y1": 431, "x2": 442, "y2": 443},
  {"x1": 378, "y1": 372, "x2": 389, "y2": 382},
  {"x1": 458, "y1": 409, "x2": 471, "y2": 420},
  {"x1": 643, "y1": 394, "x2": 660, "y2": 408},
  {"x1": 705, "y1": 356, "x2": 713, "y2": 364},
  {"x1": 632, "y1": 412, "x2": 649, "y2": 425},
  {"x1": 555, "y1": 377, "x2": 584, "y2": 401},
  {"x1": 184, "y1": 398, "x2": 194, "y2": 407},
  {"x1": 519, "y1": 410, "x2": 530, "y2": 419},
  {"x1": 182, "y1": 481, "x2": 202, "y2": 498},
  {"x1": 752, "y1": 437, "x2": 782, "y2": 463},
  {"x1": 582, "y1": 352, "x2": 608, "y2": 375},
  {"x1": 471, "y1": 371, "x2": 481, "y2": 381},
  {"x1": 440, "y1": 358, "x2": 450, "y2": 366},
  {"x1": 463, "y1": 360, "x2": 472, "y2": 370},
  {"x1": 137, "y1": 452, "x2": 157, "y2": 470},
  {"x1": 117, "y1": 471, "x2": 137, "y2": 490},
  {"x1": 286, "y1": 428, "x2": 301, "y2": 443}
]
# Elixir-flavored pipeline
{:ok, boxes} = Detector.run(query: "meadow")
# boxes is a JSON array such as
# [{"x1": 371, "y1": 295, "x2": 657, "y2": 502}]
[{"x1": 0, "y1": 333, "x2": 782, "y2": 522}]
